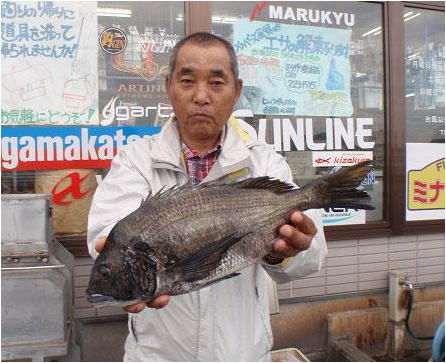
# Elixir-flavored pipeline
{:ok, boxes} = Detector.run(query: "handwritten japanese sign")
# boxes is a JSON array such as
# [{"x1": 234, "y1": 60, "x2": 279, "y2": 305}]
[
  {"x1": 1, "y1": 1, "x2": 99, "y2": 125},
  {"x1": 233, "y1": 20, "x2": 353, "y2": 116},
  {"x1": 406, "y1": 143, "x2": 445, "y2": 221}
]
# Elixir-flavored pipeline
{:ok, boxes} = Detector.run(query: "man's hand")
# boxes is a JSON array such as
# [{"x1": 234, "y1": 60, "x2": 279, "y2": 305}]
[
  {"x1": 122, "y1": 295, "x2": 170, "y2": 313},
  {"x1": 95, "y1": 237, "x2": 170, "y2": 313},
  {"x1": 268, "y1": 211, "x2": 317, "y2": 261}
]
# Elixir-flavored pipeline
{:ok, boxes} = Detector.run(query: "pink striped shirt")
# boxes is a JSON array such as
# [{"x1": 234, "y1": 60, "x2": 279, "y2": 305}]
[{"x1": 180, "y1": 130, "x2": 224, "y2": 185}]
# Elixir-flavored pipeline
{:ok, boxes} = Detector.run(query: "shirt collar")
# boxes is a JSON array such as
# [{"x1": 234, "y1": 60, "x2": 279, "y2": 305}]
[
  {"x1": 150, "y1": 115, "x2": 252, "y2": 173},
  {"x1": 180, "y1": 125, "x2": 225, "y2": 160}
]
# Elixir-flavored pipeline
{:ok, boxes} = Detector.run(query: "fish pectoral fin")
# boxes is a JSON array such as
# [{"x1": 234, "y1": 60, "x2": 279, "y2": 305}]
[
  {"x1": 192, "y1": 272, "x2": 241, "y2": 291},
  {"x1": 124, "y1": 239, "x2": 158, "y2": 268},
  {"x1": 165, "y1": 232, "x2": 250, "y2": 282}
]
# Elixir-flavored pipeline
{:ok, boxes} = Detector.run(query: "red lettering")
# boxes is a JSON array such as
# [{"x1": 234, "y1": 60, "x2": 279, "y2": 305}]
[
  {"x1": 413, "y1": 180, "x2": 428, "y2": 203},
  {"x1": 429, "y1": 180, "x2": 444, "y2": 203},
  {"x1": 250, "y1": 1, "x2": 269, "y2": 21},
  {"x1": 52, "y1": 172, "x2": 94, "y2": 205},
  {"x1": 412, "y1": 179, "x2": 444, "y2": 204}
]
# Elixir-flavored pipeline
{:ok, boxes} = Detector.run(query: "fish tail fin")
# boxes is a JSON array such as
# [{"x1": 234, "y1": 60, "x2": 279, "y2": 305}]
[{"x1": 298, "y1": 161, "x2": 375, "y2": 211}]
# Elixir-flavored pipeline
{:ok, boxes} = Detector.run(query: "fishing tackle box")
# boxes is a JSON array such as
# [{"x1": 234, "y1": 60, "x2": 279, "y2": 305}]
[{"x1": 1, "y1": 194, "x2": 75, "y2": 361}]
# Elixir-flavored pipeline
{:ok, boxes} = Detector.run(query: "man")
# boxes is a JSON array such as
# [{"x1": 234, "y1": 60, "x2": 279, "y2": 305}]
[{"x1": 88, "y1": 32, "x2": 327, "y2": 361}]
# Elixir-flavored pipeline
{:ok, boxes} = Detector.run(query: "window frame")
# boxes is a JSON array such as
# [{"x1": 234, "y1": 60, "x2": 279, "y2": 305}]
[
  {"x1": 42, "y1": 1, "x2": 445, "y2": 256},
  {"x1": 387, "y1": 1, "x2": 445, "y2": 237},
  {"x1": 188, "y1": 0, "x2": 445, "y2": 240}
]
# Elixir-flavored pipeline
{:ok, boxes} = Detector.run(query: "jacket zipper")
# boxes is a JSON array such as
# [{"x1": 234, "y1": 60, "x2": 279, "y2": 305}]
[{"x1": 196, "y1": 291, "x2": 201, "y2": 360}]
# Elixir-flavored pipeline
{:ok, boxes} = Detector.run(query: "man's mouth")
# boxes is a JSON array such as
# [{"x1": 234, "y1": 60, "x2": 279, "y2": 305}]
[{"x1": 192, "y1": 113, "x2": 212, "y2": 119}]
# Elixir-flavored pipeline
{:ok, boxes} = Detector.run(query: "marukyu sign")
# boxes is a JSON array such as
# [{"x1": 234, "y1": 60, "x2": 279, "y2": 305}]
[
  {"x1": 406, "y1": 143, "x2": 445, "y2": 221},
  {"x1": 267, "y1": 5, "x2": 355, "y2": 26},
  {"x1": 1, "y1": 126, "x2": 161, "y2": 171}
]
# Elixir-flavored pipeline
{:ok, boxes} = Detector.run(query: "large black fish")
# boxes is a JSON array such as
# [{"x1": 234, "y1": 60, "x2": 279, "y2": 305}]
[{"x1": 87, "y1": 161, "x2": 374, "y2": 306}]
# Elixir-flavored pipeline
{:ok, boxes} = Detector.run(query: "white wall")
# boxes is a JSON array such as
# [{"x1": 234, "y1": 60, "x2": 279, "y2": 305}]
[{"x1": 277, "y1": 233, "x2": 445, "y2": 299}]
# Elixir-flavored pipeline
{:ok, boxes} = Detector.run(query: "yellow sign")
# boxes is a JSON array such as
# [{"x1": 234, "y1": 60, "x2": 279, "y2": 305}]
[{"x1": 407, "y1": 158, "x2": 445, "y2": 210}]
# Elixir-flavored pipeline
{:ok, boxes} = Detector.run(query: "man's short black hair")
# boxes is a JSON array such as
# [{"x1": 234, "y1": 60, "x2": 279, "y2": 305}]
[{"x1": 167, "y1": 32, "x2": 239, "y2": 81}]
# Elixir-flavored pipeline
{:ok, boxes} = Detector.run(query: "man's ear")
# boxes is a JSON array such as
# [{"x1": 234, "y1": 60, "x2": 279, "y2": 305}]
[{"x1": 234, "y1": 78, "x2": 243, "y2": 102}]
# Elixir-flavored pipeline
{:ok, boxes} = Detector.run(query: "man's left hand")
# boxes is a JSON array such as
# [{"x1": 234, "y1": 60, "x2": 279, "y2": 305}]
[{"x1": 269, "y1": 211, "x2": 317, "y2": 260}]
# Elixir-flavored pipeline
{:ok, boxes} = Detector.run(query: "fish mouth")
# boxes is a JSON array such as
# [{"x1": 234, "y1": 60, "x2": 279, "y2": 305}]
[
  {"x1": 86, "y1": 294, "x2": 143, "y2": 308},
  {"x1": 87, "y1": 294, "x2": 116, "y2": 304}
]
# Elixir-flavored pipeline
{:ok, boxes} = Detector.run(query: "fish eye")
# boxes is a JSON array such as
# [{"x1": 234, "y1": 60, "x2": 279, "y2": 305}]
[{"x1": 99, "y1": 264, "x2": 111, "y2": 279}]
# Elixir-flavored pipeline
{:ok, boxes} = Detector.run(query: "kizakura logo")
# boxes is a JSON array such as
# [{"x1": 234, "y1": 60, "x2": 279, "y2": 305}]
[{"x1": 101, "y1": 97, "x2": 172, "y2": 126}]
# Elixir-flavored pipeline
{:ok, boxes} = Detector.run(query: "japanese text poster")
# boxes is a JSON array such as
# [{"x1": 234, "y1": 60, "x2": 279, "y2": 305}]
[
  {"x1": 233, "y1": 20, "x2": 353, "y2": 116},
  {"x1": 1, "y1": 1, "x2": 99, "y2": 125}
]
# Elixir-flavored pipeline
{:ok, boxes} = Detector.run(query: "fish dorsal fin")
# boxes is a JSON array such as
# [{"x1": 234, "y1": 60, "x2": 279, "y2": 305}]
[
  {"x1": 140, "y1": 177, "x2": 293, "y2": 208},
  {"x1": 165, "y1": 232, "x2": 251, "y2": 282},
  {"x1": 140, "y1": 183, "x2": 194, "y2": 207},
  {"x1": 233, "y1": 177, "x2": 294, "y2": 194}
]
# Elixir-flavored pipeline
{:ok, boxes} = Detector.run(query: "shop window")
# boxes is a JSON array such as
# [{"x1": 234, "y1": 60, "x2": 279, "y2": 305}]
[
  {"x1": 1, "y1": 1, "x2": 444, "y2": 245},
  {"x1": 404, "y1": 7, "x2": 445, "y2": 222},
  {"x1": 211, "y1": 1, "x2": 384, "y2": 226},
  {"x1": 97, "y1": 1, "x2": 184, "y2": 127}
]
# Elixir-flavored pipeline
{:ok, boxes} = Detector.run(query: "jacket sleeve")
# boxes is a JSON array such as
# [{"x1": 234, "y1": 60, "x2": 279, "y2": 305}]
[
  {"x1": 260, "y1": 148, "x2": 328, "y2": 284},
  {"x1": 87, "y1": 149, "x2": 151, "y2": 260}
]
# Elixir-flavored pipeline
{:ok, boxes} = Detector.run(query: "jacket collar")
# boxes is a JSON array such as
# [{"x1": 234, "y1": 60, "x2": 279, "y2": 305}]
[
  {"x1": 151, "y1": 115, "x2": 253, "y2": 178},
  {"x1": 150, "y1": 117, "x2": 183, "y2": 170}
]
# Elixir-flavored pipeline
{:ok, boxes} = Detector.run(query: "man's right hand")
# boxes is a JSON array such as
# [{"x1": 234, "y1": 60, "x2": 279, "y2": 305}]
[{"x1": 95, "y1": 236, "x2": 170, "y2": 313}]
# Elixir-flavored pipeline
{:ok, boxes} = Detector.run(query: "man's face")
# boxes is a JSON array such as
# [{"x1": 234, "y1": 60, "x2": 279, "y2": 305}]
[{"x1": 166, "y1": 42, "x2": 242, "y2": 144}]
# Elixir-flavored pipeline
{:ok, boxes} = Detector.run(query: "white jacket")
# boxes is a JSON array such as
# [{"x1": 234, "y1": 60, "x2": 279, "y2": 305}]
[{"x1": 87, "y1": 117, "x2": 327, "y2": 362}]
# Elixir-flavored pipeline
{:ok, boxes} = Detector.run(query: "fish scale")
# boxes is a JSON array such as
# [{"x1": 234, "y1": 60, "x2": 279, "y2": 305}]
[
  {"x1": 86, "y1": 162, "x2": 374, "y2": 306},
  {"x1": 200, "y1": 204, "x2": 288, "y2": 284},
  {"x1": 135, "y1": 188, "x2": 293, "y2": 292},
  {"x1": 145, "y1": 189, "x2": 282, "y2": 254}
]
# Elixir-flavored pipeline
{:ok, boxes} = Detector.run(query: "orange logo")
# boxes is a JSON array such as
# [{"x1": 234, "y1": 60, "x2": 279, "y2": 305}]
[{"x1": 99, "y1": 27, "x2": 127, "y2": 55}]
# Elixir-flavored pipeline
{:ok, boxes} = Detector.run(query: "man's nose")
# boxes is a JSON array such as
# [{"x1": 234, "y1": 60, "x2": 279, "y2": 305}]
[{"x1": 193, "y1": 83, "x2": 210, "y2": 105}]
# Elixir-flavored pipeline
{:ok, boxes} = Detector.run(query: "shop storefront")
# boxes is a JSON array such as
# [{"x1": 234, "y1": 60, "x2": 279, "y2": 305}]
[{"x1": 1, "y1": 1, "x2": 444, "y2": 360}]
